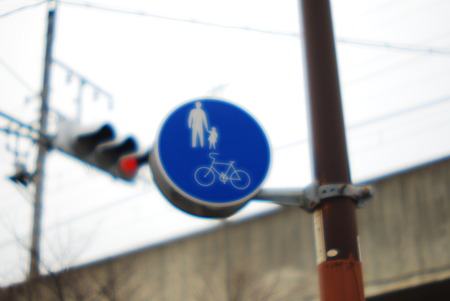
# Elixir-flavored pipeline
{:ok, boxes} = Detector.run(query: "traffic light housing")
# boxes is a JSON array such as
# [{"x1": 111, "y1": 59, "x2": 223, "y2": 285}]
[{"x1": 53, "y1": 120, "x2": 149, "y2": 181}]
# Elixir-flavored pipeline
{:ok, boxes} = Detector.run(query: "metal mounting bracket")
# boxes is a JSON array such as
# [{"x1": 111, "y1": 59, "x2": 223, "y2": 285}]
[{"x1": 252, "y1": 182, "x2": 374, "y2": 213}]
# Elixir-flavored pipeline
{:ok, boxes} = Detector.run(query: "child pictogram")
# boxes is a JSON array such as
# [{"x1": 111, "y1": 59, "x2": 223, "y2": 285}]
[{"x1": 208, "y1": 127, "x2": 218, "y2": 149}]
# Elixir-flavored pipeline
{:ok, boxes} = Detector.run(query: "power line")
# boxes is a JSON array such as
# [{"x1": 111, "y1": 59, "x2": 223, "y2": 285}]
[
  {"x1": 53, "y1": 59, "x2": 113, "y2": 101},
  {"x1": 0, "y1": 0, "x2": 48, "y2": 19},
  {"x1": 350, "y1": 95, "x2": 450, "y2": 129},
  {"x1": 338, "y1": 38, "x2": 450, "y2": 56},
  {"x1": 0, "y1": 57, "x2": 37, "y2": 94},
  {"x1": 59, "y1": 0, "x2": 450, "y2": 57},
  {"x1": 45, "y1": 188, "x2": 153, "y2": 231},
  {"x1": 0, "y1": 111, "x2": 46, "y2": 139},
  {"x1": 59, "y1": 0, "x2": 299, "y2": 37},
  {"x1": 276, "y1": 95, "x2": 450, "y2": 150},
  {"x1": 52, "y1": 59, "x2": 114, "y2": 121},
  {"x1": 0, "y1": 127, "x2": 40, "y2": 143},
  {"x1": 341, "y1": 34, "x2": 450, "y2": 87},
  {"x1": 0, "y1": 188, "x2": 153, "y2": 249}
]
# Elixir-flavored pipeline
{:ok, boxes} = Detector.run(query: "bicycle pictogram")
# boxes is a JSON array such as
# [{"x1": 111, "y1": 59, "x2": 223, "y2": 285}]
[{"x1": 194, "y1": 153, "x2": 251, "y2": 189}]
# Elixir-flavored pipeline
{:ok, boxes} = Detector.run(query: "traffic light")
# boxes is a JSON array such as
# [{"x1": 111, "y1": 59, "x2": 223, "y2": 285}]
[{"x1": 53, "y1": 120, "x2": 149, "y2": 181}]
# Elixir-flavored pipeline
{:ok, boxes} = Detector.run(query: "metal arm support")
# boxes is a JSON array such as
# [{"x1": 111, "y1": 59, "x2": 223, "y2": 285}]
[{"x1": 252, "y1": 183, "x2": 374, "y2": 213}]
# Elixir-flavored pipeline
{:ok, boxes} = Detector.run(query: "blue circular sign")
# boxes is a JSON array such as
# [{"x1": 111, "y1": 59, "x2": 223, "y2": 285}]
[{"x1": 151, "y1": 98, "x2": 270, "y2": 216}]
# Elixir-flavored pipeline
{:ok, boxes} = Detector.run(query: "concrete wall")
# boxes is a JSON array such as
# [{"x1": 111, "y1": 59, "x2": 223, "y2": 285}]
[
  {"x1": 359, "y1": 156, "x2": 450, "y2": 296},
  {"x1": 2, "y1": 156, "x2": 450, "y2": 300}
]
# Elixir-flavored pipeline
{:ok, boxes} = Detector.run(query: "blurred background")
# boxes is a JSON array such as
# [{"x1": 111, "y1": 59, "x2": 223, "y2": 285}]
[{"x1": 1, "y1": 0, "x2": 450, "y2": 295}]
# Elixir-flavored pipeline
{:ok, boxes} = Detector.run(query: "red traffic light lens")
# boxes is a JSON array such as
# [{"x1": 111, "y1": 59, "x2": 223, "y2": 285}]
[{"x1": 119, "y1": 157, "x2": 138, "y2": 177}]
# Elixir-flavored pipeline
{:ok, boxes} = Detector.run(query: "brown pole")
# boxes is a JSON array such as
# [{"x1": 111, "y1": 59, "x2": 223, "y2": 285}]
[{"x1": 299, "y1": 0, "x2": 365, "y2": 300}]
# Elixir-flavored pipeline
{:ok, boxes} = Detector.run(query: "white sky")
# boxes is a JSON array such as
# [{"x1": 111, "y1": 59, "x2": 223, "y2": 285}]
[{"x1": 1, "y1": 0, "x2": 450, "y2": 286}]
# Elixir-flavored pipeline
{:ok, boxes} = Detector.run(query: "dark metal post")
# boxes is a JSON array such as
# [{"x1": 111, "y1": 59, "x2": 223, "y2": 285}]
[
  {"x1": 299, "y1": 0, "x2": 365, "y2": 300},
  {"x1": 30, "y1": 0, "x2": 57, "y2": 279}
]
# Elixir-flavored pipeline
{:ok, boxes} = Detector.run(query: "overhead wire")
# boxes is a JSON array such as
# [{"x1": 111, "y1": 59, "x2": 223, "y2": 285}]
[
  {"x1": 59, "y1": 0, "x2": 450, "y2": 56},
  {"x1": 337, "y1": 0, "x2": 450, "y2": 85},
  {"x1": 341, "y1": 26, "x2": 450, "y2": 86},
  {"x1": 338, "y1": 38, "x2": 450, "y2": 56},
  {"x1": 0, "y1": 0, "x2": 48, "y2": 19},
  {"x1": 343, "y1": 0, "x2": 408, "y2": 22},
  {"x1": 53, "y1": 59, "x2": 114, "y2": 103},
  {"x1": 349, "y1": 95, "x2": 450, "y2": 129},
  {"x1": 357, "y1": 0, "x2": 443, "y2": 38},
  {"x1": 355, "y1": 113, "x2": 450, "y2": 155},
  {"x1": 0, "y1": 57, "x2": 38, "y2": 94},
  {"x1": 275, "y1": 95, "x2": 450, "y2": 150},
  {"x1": 0, "y1": 187, "x2": 154, "y2": 249},
  {"x1": 45, "y1": 188, "x2": 154, "y2": 231},
  {"x1": 59, "y1": 0, "x2": 299, "y2": 37}
]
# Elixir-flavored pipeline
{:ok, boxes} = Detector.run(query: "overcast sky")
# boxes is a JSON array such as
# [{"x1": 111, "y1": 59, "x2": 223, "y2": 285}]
[{"x1": 1, "y1": 0, "x2": 450, "y2": 286}]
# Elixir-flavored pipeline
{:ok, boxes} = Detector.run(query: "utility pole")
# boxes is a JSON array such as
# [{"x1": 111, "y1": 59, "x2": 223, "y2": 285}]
[
  {"x1": 299, "y1": 0, "x2": 365, "y2": 300},
  {"x1": 30, "y1": 0, "x2": 58, "y2": 279}
]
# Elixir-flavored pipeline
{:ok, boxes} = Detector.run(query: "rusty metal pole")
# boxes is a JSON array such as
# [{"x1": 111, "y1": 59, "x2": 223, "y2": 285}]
[{"x1": 299, "y1": 0, "x2": 365, "y2": 300}]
